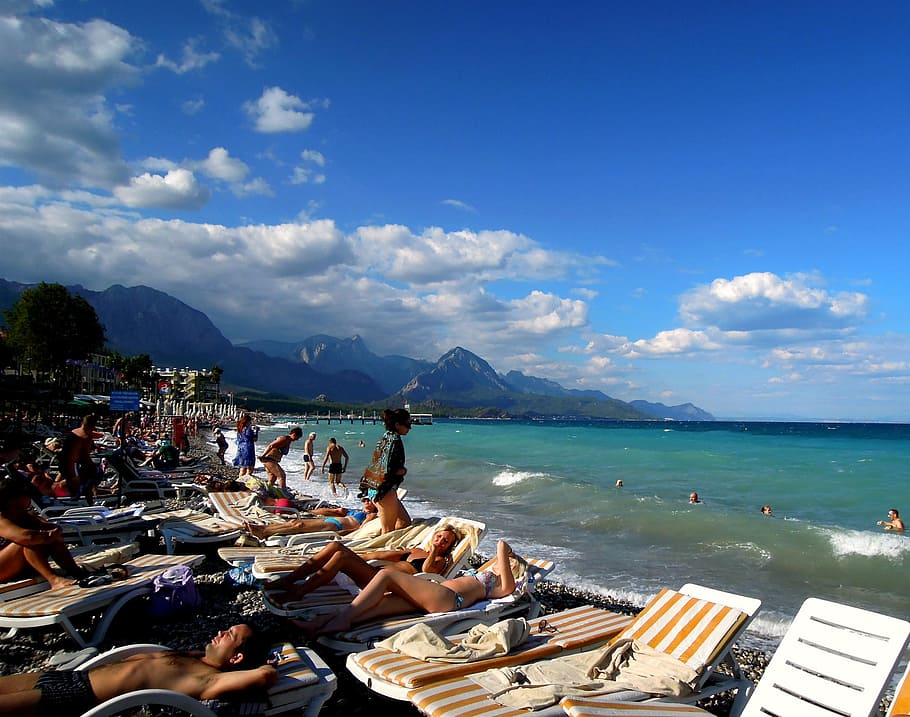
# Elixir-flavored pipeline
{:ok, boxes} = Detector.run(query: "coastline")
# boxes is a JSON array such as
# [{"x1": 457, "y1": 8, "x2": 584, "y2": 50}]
[{"x1": 0, "y1": 434, "x2": 774, "y2": 716}]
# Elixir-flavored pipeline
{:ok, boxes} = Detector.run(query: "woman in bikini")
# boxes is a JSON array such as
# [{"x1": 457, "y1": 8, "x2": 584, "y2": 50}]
[
  {"x1": 258, "y1": 427, "x2": 303, "y2": 492},
  {"x1": 298, "y1": 539, "x2": 517, "y2": 635},
  {"x1": 268, "y1": 525, "x2": 461, "y2": 601}
]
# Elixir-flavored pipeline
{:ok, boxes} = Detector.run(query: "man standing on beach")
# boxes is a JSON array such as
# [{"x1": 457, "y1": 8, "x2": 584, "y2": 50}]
[
  {"x1": 0, "y1": 624, "x2": 277, "y2": 715},
  {"x1": 302, "y1": 432, "x2": 317, "y2": 480},
  {"x1": 59, "y1": 414, "x2": 100, "y2": 503},
  {"x1": 321, "y1": 437, "x2": 349, "y2": 495}
]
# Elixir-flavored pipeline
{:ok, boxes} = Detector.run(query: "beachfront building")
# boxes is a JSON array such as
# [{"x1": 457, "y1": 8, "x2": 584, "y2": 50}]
[{"x1": 152, "y1": 367, "x2": 221, "y2": 404}]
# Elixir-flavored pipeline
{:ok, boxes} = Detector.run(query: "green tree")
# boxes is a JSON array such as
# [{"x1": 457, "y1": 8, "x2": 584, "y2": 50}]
[{"x1": 4, "y1": 283, "x2": 106, "y2": 378}]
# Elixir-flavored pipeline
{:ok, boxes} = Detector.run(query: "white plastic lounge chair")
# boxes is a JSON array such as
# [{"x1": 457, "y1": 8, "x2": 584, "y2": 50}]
[
  {"x1": 254, "y1": 515, "x2": 486, "y2": 582},
  {"x1": 406, "y1": 583, "x2": 760, "y2": 717},
  {"x1": 51, "y1": 504, "x2": 149, "y2": 547},
  {"x1": 77, "y1": 640, "x2": 336, "y2": 717},
  {"x1": 316, "y1": 555, "x2": 557, "y2": 654},
  {"x1": 0, "y1": 552, "x2": 205, "y2": 647},
  {"x1": 207, "y1": 490, "x2": 300, "y2": 527},
  {"x1": 104, "y1": 452, "x2": 178, "y2": 505},
  {"x1": 347, "y1": 604, "x2": 636, "y2": 701},
  {"x1": 561, "y1": 596, "x2": 910, "y2": 717},
  {"x1": 156, "y1": 509, "x2": 244, "y2": 554}
]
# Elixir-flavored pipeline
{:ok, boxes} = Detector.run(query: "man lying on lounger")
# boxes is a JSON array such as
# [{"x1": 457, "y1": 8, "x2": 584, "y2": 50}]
[
  {"x1": 243, "y1": 497, "x2": 378, "y2": 540},
  {"x1": 0, "y1": 624, "x2": 277, "y2": 716}
]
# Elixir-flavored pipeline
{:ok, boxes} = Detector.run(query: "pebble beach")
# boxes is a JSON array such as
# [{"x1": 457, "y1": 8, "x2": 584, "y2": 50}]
[{"x1": 0, "y1": 434, "x2": 806, "y2": 717}]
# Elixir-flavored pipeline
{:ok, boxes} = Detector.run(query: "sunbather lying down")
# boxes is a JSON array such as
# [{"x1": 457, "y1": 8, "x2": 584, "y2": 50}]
[
  {"x1": 295, "y1": 539, "x2": 517, "y2": 636},
  {"x1": 267, "y1": 525, "x2": 462, "y2": 601},
  {"x1": 244, "y1": 497, "x2": 378, "y2": 540}
]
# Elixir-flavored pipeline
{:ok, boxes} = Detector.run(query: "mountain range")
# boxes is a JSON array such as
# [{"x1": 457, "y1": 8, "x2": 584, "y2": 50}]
[{"x1": 0, "y1": 279, "x2": 714, "y2": 420}]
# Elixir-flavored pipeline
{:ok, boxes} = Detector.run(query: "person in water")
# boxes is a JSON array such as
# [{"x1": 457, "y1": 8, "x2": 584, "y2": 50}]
[
  {"x1": 689, "y1": 492, "x2": 702, "y2": 504},
  {"x1": 267, "y1": 525, "x2": 461, "y2": 601},
  {"x1": 0, "y1": 624, "x2": 277, "y2": 716},
  {"x1": 296, "y1": 539, "x2": 517, "y2": 635},
  {"x1": 258, "y1": 427, "x2": 303, "y2": 492},
  {"x1": 877, "y1": 508, "x2": 905, "y2": 532},
  {"x1": 760, "y1": 505, "x2": 773, "y2": 516}
]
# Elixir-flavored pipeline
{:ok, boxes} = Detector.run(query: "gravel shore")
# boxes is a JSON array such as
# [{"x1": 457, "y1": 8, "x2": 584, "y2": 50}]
[{"x1": 0, "y1": 433, "x2": 777, "y2": 717}]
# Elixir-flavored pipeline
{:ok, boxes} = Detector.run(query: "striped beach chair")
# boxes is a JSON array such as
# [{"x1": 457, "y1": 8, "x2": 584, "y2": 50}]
[
  {"x1": 155, "y1": 509, "x2": 244, "y2": 554},
  {"x1": 347, "y1": 604, "x2": 635, "y2": 701},
  {"x1": 406, "y1": 583, "x2": 760, "y2": 717},
  {"x1": 78, "y1": 641, "x2": 336, "y2": 717},
  {"x1": 562, "y1": 597, "x2": 910, "y2": 717},
  {"x1": 0, "y1": 552, "x2": 205, "y2": 647},
  {"x1": 889, "y1": 660, "x2": 910, "y2": 717}
]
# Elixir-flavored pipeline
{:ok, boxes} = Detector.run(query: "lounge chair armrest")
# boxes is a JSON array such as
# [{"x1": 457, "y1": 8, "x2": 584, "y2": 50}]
[{"x1": 81, "y1": 689, "x2": 218, "y2": 717}]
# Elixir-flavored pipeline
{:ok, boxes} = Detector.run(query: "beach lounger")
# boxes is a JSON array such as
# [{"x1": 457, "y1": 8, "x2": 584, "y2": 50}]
[
  {"x1": 77, "y1": 640, "x2": 336, "y2": 717},
  {"x1": 50, "y1": 503, "x2": 149, "y2": 547},
  {"x1": 155, "y1": 508, "x2": 244, "y2": 554},
  {"x1": 315, "y1": 555, "x2": 556, "y2": 654},
  {"x1": 103, "y1": 452, "x2": 178, "y2": 505},
  {"x1": 889, "y1": 660, "x2": 910, "y2": 717},
  {"x1": 0, "y1": 552, "x2": 205, "y2": 647},
  {"x1": 253, "y1": 515, "x2": 486, "y2": 582},
  {"x1": 561, "y1": 596, "x2": 910, "y2": 717},
  {"x1": 406, "y1": 583, "x2": 760, "y2": 717},
  {"x1": 347, "y1": 604, "x2": 636, "y2": 701}
]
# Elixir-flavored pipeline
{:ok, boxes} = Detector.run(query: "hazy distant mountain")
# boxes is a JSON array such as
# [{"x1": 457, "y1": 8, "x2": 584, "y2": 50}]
[
  {"x1": 629, "y1": 400, "x2": 715, "y2": 421},
  {"x1": 0, "y1": 279, "x2": 715, "y2": 418},
  {"x1": 240, "y1": 334, "x2": 432, "y2": 394}
]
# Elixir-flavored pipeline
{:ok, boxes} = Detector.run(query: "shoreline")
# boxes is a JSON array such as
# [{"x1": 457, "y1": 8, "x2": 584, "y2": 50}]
[{"x1": 0, "y1": 433, "x2": 776, "y2": 716}]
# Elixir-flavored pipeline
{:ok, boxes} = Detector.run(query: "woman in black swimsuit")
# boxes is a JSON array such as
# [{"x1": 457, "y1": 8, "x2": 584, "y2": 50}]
[{"x1": 267, "y1": 525, "x2": 460, "y2": 602}]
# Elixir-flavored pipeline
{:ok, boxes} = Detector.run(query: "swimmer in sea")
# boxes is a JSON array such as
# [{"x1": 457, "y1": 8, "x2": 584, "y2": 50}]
[{"x1": 877, "y1": 508, "x2": 905, "y2": 532}]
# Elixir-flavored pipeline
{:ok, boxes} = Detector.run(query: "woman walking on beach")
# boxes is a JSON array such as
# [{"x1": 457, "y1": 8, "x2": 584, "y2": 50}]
[
  {"x1": 360, "y1": 408, "x2": 412, "y2": 534},
  {"x1": 232, "y1": 413, "x2": 259, "y2": 479}
]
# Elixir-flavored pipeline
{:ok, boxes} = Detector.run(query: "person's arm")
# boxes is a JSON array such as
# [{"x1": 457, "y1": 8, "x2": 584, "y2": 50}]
[
  {"x1": 340, "y1": 446, "x2": 349, "y2": 472},
  {"x1": 0, "y1": 515, "x2": 61, "y2": 546},
  {"x1": 311, "y1": 507, "x2": 345, "y2": 517},
  {"x1": 420, "y1": 545, "x2": 449, "y2": 575},
  {"x1": 321, "y1": 448, "x2": 329, "y2": 471},
  {"x1": 489, "y1": 540, "x2": 516, "y2": 599},
  {"x1": 359, "y1": 549, "x2": 411, "y2": 562},
  {"x1": 199, "y1": 665, "x2": 278, "y2": 700}
]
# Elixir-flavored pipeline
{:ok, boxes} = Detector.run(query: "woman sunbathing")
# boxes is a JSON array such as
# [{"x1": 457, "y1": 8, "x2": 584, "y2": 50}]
[
  {"x1": 297, "y1": 539, "x2": 517, "y2": 635},
  {"x1": 268, "y1": 525, "x2": 461, "y2": 601},
  {"x1": 243, "y1": 497, "x2": 378, "y2": 540},
  {"x1": 0, "y1": 470, "x2": 90, "y2": 589}
]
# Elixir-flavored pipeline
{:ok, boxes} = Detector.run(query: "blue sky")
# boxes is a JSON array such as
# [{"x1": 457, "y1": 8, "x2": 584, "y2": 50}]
[{"x1": 2, "y1": 1, "x2": 909, "y2": 421}]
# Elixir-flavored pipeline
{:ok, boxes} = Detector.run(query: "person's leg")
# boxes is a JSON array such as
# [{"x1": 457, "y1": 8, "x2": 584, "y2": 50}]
[
  {"x1": 0, "y1": 543, "x2": 29, "y2": 583},
  {"x1": 22, "y1": 546, "x2": 74, "y2": 589},
  {"x1": 375, "y1": 492, "x2": 399, "y2": 534},
  {"x1": 275, "y1": 464, "x2": 287, "y2": 491},
  {"x1": 0, "y1": 672, "x2": 42, "y2": 716},
  {"x1": 263, "y1": 462, "x2": 280, "y2": 487},
  {"x1": 393, "y1": 495, "x2": 412, "y2": 530},
  {"x1": 328, "y1": 473, "x2": 337, "y2": 495}
]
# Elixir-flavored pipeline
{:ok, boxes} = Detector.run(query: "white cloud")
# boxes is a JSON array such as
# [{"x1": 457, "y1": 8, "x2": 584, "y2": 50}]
[
  {"x1": 442, "y1": 198, "x2": 476, "y2": 212},
  {"x1": 182, "y1": 97, "x2": 205, "y2": 115},
  {"x1": 196, "y1": 147, "x2": 248, "y2": 183},
  {"x1": 290, "y1": 167, "x2": 326, "y2": 185},
  {"x1": 232, "y1": 177, "x2": 273, "y2": 197},
  {"x1": 154, "y1": 39, "x2": 220, "y2": 74},
  {"x1": 679, "y1": 271, "x2": 868, "y2": 332},
  {"x1": 113, "y1": 169, "x2": 210, "y2": 209},
  {"x1": 301, "y1": 149, "x2": 326, "y2": 167},
  {"x1": 0, "y1": 14, "x2": 138, "y2": 187},
  {"x1": 245, "y1": 87, "x2": 319, "y2": 133}
]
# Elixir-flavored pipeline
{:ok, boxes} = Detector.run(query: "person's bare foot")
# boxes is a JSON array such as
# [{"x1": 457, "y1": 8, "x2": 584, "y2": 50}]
[
  {"x1": 242, "y1": 521, "x2": 269, "y2": 539},
  {"x1": 49, "y1": 576, "x2": 76, "y2": 590}
]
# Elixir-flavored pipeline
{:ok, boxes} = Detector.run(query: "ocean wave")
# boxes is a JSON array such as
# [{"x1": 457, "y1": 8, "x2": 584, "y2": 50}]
[
  {"x1": 823, "y1": 527, "x2": 910, "y2": 559},
  {"x1": 492, "y1": 469, "x2": 548, "y2": 487}
]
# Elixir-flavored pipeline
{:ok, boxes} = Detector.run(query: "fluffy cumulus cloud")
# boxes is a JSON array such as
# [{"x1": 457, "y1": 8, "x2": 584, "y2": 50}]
[
  {"x1": 245, "y1": 87, "x2": 319, "y2": 133},
  {"x1": 113, "y1": 169, "x2": 210, "y2": 209},
  {"x1": 679, "y1": 271, "x2": 868, "y2": 332},
  {"x1": 0, "y1": 14, "x2": 137, "y2": 188},
  {"x1": 154, "y1": 39, "x2": 220, "y2": 74},
  {"x1": 196, "y1": 147, "x2": 248, "y2": 183}
]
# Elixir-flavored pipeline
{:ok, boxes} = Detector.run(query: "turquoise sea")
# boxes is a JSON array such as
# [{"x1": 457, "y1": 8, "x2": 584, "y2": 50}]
[{"x1": 228, "y1": 418, "x2": 910, "y2": 649}]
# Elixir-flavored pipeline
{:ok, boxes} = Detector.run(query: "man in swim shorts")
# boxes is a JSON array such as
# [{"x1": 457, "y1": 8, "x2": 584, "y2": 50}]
[
  {"x1": 0, "y1": 624, "x2": 277, "y2": 715},
  {"x1": 302, "y1": 432, "x2": 316, "y2": 481},
  {"x1": 259, "y1": 427, "x2": 303, "y2": 491},
  {"x1": 244, "y1": 498, "x2": 377, "y2": 539},
  {"x1": 321, "y1": 437, "x2": 349, "y2": 495}
]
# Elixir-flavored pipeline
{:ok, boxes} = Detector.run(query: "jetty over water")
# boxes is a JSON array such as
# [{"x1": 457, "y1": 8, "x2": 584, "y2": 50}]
[{"x1": 298, "y1": 412, "x2": 433, "y2": 425}]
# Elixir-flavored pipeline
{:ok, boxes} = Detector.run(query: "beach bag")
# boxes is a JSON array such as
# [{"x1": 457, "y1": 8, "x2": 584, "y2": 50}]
[
  {"x1": 359, "y1": 439, "x2": 388, "y2": 494},
  {"x1": 149, "y1": 565, "x2": 201, "y2": 618},
  {"x1": 224, "y1": 560, "x2": 260, "y2": 588}
]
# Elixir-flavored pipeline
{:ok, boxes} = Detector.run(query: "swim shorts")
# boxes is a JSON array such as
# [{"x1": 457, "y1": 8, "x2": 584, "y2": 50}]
[
  {"x1": 328, "y1": 462, "x2": 343, "y2": 474},
  {"x1": 323, "y1": 517, "x2": 343, "y2": 531},
  {"x1": 35, "y1": 670, "x2": 98, "y2": 717},
  {"x1": 303, "y1": 455, "x2": 311, "y2": 463}
]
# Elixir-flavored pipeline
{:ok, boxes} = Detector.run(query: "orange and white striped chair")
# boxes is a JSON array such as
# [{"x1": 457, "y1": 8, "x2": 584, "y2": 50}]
[
  {"x1": 890, "y1": 660, "x2": 910, "y2": 717},
  {"x1": 562, "y1": 597, "x2": 910, "y2": 717},
  {"x1": 347, "y1": 604, "x2": 635, "y2": 701},
  {"x1": 406, "y1": 583, "x2": 760, "y2": 717},
  {"x1": 78, "y1": 641, "x2": 336, "y2": 717},
  {"x1": 0, "y1": 552, "x2": 205, "y2": 647}
]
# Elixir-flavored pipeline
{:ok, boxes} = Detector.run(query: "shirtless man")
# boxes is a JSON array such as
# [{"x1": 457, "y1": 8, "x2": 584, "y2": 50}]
[
  {"x1": 259, "y1": 427, "x2": 303, "y2": 492},
  {"x1": 60, "y1": 414, "x2": 101, "y2": 503},
  {"x1": 877, "y1": 508, "x2": 905, "y2": 532},
  {"x1": 321, "y1": 437, "x2": 349, "y2": 495},
  {"x1": 302, "y1": 432, "x2": 317, "y2": 481},
  {"x1": 244, "y1": 497, "x2": 377, "y2": 539},
  {"x1": 0, "y1": 624, "x2": 277, "y2": 716}
]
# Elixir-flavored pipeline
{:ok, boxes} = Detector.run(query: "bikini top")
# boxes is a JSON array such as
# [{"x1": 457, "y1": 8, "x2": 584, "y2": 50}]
[{"x1": 346, "y1": 509, "x2": 368, "y2": 523}]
